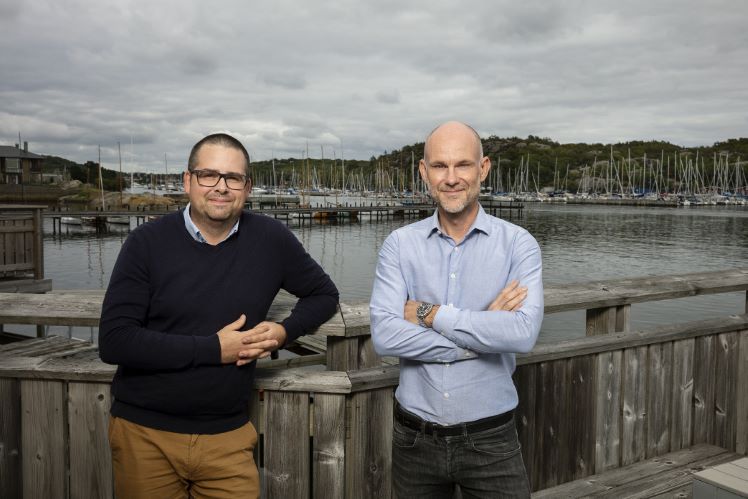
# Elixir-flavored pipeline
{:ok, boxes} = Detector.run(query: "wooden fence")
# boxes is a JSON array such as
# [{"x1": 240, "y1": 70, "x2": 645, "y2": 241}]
[
  {"x1": 0, "y1": 205, "x2": 44, "y2": 281},
  {"x1": 0, "y1": 268, "x2": 747, "y2": 498}
]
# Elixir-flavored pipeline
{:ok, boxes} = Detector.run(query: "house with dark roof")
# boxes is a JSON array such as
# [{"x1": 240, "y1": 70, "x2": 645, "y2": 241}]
[{"x1": 0, "y1": 142, "x2": 44, "y2": 184}]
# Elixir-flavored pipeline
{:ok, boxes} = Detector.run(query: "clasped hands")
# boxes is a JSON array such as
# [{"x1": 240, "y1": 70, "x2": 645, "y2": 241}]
[
  {"x1": 404, "y1": 279, "x2": 528, "y2": 326},
  {"x1": 217, "y1": 315, "x2": 287, "y2": 366}
]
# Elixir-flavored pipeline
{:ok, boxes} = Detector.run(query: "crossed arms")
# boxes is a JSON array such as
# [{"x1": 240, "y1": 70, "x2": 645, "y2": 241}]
[{"x1": 370, "y1": 230, "x2": 543, "y2": 362}]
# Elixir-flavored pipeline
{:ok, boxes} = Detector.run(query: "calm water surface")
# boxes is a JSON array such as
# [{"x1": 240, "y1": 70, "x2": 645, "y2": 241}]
[{"x1": 39, "y1": 202, "x2": 748, "y2": 344}]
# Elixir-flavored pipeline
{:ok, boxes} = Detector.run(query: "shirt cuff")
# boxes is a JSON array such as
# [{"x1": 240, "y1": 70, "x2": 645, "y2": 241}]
[
  {"x1": 432, "y1": 305, "x2": 477, "y2": 360},
  {"x1": 432, "y1": 303, "x2": 458, "y2": 337}
]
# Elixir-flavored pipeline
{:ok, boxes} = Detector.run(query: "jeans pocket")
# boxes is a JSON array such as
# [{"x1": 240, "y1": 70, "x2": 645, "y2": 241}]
[
  {"x1": 468, "y1": 419, "x2": 521, "y2": 458},
  {"x1": 392, "y1": 420, "x2": 420, "y2": 449}
]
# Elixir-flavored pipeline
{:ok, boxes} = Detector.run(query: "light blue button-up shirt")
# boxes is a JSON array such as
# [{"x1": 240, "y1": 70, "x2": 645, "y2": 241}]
[
  {"x1": 183, "y1": 203, "x2": 240, "y2": 244},
  {"x1": 370, "y1": 205, "x2": 543, "y2": 425}
]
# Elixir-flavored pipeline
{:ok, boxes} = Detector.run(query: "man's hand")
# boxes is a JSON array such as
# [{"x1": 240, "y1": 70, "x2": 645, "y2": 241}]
[
  {"x1": 236, "y1": 321, "x2": 287, "y2": 366},
  {"x1": 488, "y1": 280, "x2": 527, "y2": 311},
  {"x1": 216, "y1": 315, "x2": 280, "y2": 365}
]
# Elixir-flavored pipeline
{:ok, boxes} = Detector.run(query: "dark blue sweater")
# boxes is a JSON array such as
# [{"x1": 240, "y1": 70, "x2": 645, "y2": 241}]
[{"x1": 99, "y1": 210, "x2": 339, "y2": 434}]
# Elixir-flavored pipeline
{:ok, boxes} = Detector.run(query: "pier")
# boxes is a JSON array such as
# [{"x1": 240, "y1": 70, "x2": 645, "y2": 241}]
[
  {"x1": 44, "y1": 199, "x2": 524, "y2": 231},
  {"x1": 0, "y1": 268, "x2": 746, "y2": 498}
]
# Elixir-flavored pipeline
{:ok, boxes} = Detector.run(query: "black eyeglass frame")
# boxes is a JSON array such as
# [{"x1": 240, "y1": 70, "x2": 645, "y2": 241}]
[{"x1": 189, "y1": 169, "x2": 249, "y2": 190}]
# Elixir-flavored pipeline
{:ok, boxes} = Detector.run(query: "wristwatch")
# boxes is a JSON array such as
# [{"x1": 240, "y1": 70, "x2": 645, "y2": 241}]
[{"x1": 416, "y1": 302, "x2": 435, "y2": 328}]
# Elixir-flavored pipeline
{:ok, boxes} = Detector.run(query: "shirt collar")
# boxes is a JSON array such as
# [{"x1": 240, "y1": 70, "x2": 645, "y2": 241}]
[
  {"x1": 183, "y1": 203, "x2": 240, "y2": 244},
  {"x1": 425, "y1": 204, "x2": 491, "y2": 239}
]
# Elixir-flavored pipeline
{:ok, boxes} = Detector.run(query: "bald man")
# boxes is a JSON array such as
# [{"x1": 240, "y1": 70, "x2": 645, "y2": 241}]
[{"x1": 370, "y1": 121, "x2": 543, "y2": 497}]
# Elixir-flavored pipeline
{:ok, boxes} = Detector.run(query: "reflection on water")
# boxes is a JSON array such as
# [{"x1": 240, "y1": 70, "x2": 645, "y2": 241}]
[{"x1": 38, "y1": 203, "x2": 748, "y2": 343}]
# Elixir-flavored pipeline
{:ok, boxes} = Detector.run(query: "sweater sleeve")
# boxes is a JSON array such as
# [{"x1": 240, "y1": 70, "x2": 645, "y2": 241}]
[
  {"x1": 276, "y1": 227, "x2": 339, "y2": 344},
  {"x1": 98, "y1": 228, "x2": 221, "y2": 369}
]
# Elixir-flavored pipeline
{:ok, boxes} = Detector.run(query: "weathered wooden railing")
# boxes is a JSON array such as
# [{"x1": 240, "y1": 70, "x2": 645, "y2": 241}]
[
  {"x1": 0, "y1": 268, "x2": 747, "y2": 498},
  {"x1": 0, "y1": 205, "x2": 49, "y2": 293}
]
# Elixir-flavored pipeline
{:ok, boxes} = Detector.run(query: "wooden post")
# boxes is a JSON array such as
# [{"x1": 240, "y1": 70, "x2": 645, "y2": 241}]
[
  {"x1": 32, "y1": 207, "x2": 43, "y2": 280},
  {"x1": 586, "y1": 307, "x2": 616, "y2": 336},
  {"x1": 0, "y1": 378, "x2": 21, "y2": 499}
]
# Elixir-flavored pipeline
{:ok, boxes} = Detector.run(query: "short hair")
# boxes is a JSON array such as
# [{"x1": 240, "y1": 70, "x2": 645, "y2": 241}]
[
  {"x1": 424, "y1": 121, "x2": 484, "y2": 163},
  {"x1": 188, "y1": 133, "x2": 250, "y2": 175}
]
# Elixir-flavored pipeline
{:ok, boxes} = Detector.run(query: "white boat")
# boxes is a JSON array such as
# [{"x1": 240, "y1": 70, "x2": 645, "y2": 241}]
[
  {"x1": 60, "y1": 216, "x2": 82, "y2": 225},
  {"x1": 106, "y1": 216, "x2": 131, "y2": 225}
]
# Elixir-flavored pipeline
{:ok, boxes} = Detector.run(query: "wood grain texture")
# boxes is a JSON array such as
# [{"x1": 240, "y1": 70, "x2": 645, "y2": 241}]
[
  {"x1": 68, "y1": 382, "x2": 112, "y2": 499},
  {"x1": 714, "y1": 332, "x2": 738, "y2": 451},
  {"x1": 20, "y1": 379, "x2": 67, "y2": 499},
  {"x1": 0, "y1": 378, "x2": 21, "y2": 499},
  {"x1": 594, "y1": 350, "x2": 622, "y2": 473},
  {"x1": 670, "y1": 338, "x2": 695, "y2": 452},
  {"x1": 646, "y1": 342, "x2": 672, "y2": 458},
  {"x1": 621, "y1": 346, "x2": 647, "y2": 466},
  {"x1": 264, "y1": 391, "x2": 310, "y2": 499},
  {"x1": 312, "y1": 394, "x2": 346, "y2": 499},
  {"x1": 345, "y1": 388, "x2": 392, "y2": 499}
]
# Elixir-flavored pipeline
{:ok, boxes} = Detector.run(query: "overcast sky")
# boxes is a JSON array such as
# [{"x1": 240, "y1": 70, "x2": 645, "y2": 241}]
[{"x1": 2, "y1": 0, "x2": 747, "y2": 172}]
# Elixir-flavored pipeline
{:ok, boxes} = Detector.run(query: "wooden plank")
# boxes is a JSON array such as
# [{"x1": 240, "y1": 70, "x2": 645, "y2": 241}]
[
  {"x1": 615, "y1": 304, "x2": 630, "y2": 332},
  {"x1": 621, "y1": 346, "x2": 647, "y2": 466},
  {"x1": 0, "y1": 279, "x2": 53, "y2": 293},
  {"x1": 646, "y1": 342, "x2": 672, "y2": 458},
  {"x1": 532, "y1": 444, "x2": 731, "y2": 498},
  {"x1": 264, "y1": 391, "x2": 310, "y2": 499},
  {"x1": 737, "y1": 330, "x2": 748, "y2": 454},
  {"x1": 714, "y1": 332, "x2": 738, "y2": 451},
  {"x1": 21, "y1": 379, "x2": 67, "y2": 499},
  {"x1": 254, "y1": 367, "x2": 352, "y2": 393},
  {"x1": 594, "y1": 350, "x2": 622, "y2": 473},
  {"x1": 569, "y1": 355, "x2": 595, "y2": 481},
  {"x1": 347, "y1": 365, "x2": 400, "y2": 393},
  {"x1": 518, "y1": 314, "x2": 748, "y2": 365},
  {"x1": 338, "y1": 302, "x2": 371, "y2": 337},
  {"x1": 670, "y1": 338, "x2": 695, "y2": 452},
  {"x1": 32, "y1": 207, "x2": 43, "y2": 279},
  {"x1": 540, "y1": 360, "x2": 561, "y2": 487},
  {"x1": 514, "y1": 364, "x2": 537, "y2": 489},
  {"x1": 593, "y1": 451, "x2": 741, "y2": 498},
  {"x1": 586, "y1": 306, "x2": 616, "y2": 336},
  {"x1": 555, "y1": 359, "x2": 573, "y2": 485},
  {"x1": 693, "y1": 335, "x2": 717, "y2": 445},
  {"x1": 345, "y1": 388, "x2": 392, "y2": 499},
  {"x1": 532, "y1": 361, "x2": 550, "y2": 489},
  {"x1": 68, "y1": 382, "x2": 112, "y2": 499},
  {"x1": 312, "y1": 394, "x2": 346, "y2": 499},
  {"x1": 0, "y1": 378, "x2": 21, "y2": 499},
  {"x1": 543, "y1": 268, "x2": 748, "y2": 313}
]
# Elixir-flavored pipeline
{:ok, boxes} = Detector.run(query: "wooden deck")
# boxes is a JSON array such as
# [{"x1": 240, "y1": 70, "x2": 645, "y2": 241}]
[
  {"x1": 534, "y1": 444, "x2": 740, "y2": 498},
  {"x1": 0, "y1": 269, "x2": 747, "y2": 498}
]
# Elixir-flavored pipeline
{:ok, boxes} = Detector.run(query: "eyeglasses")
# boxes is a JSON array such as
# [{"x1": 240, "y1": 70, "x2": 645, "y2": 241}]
[{"x1": 190, "y1": 169, "x2": 248, "y2": 190}]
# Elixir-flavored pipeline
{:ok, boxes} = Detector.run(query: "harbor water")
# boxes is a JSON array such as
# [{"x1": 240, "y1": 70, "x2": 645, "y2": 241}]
[{"x1": 39, "y1": 202, "x2": 748, "y2": 344}]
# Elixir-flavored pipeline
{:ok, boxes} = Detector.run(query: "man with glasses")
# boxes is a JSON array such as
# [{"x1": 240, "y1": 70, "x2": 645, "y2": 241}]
[{"x1": 100, "y1": 133, "x2": 339, "y2": 498}]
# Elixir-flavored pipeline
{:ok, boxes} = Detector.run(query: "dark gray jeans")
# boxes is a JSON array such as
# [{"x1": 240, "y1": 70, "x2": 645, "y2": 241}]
[{"x1": 391, "y1": 416, "x2": 530, "y2": 499}]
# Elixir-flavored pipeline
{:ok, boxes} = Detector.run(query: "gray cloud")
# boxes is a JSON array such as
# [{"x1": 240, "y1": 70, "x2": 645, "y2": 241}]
[{"x1": 1, "y1": 0, "x2": 747, "y2": 171}]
